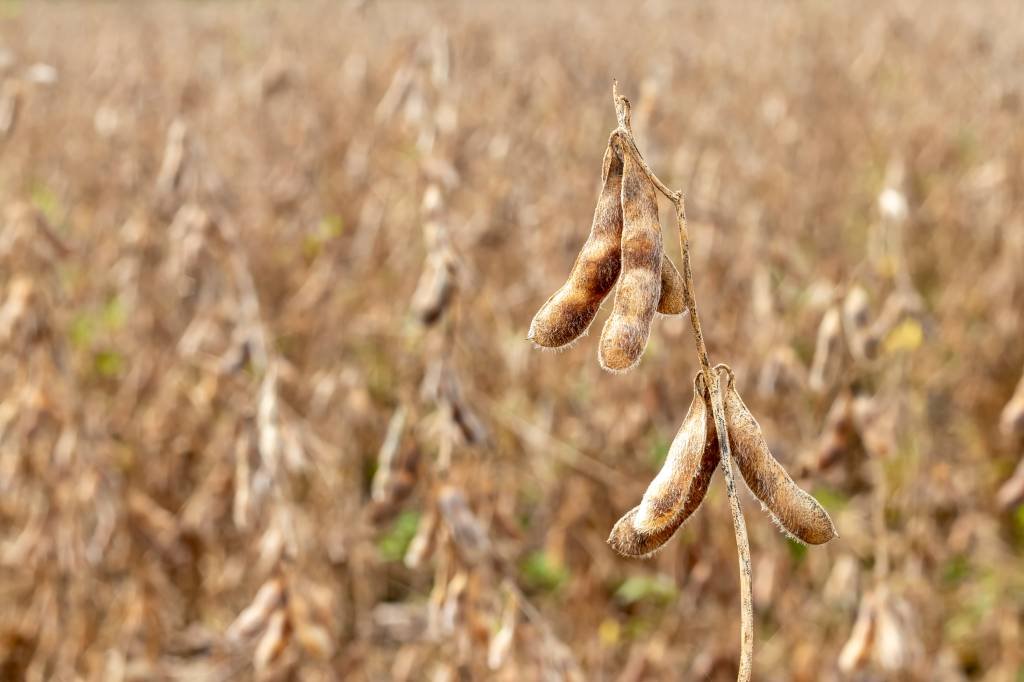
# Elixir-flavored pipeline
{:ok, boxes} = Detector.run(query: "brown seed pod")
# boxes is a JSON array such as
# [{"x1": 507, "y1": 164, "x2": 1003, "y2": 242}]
[
  {"x1": 635, "y1": 373, "x2": 709, "y2": 529},
  {"x1": 528, "y1": 144, "x2": 624, "y2": 348},
  {"x1": 609, "y1": 429, "x2": 720, "y2": 558},
  {"x1": 156, "y1": 119, "x2": 189, "y2": 212},
  {"x1": 757, "y1": 345, "x2": 808, "y2": 397},
  {"x1": 851, "y1": 395, "x2": 897, "y2": 459},
  {"x1": 816, "y1": 390, "x2": 859, "y2": 470},
  {"x1": 438, "y1": 365, "x2": 490, "y2": 447},
  {"x1": 598, "y1": 144, "x2": 663, "y2": 372},
  {"x1": 809, "y1": 306, "x2": 842, "y2": 393},
  {"x1": 404, "y1": 503, "x2": 439, "y2": 569},
  {"x1": 609, "y1": 374, "x2": 720, "y2": 558},
  {"x1": 295, "y1": 622, "x2": 333, "y2": 660},
  {"x1": 839, "y1": 586, "x2": 922, "y2": 673},
  {"x1": 0, "y1": 79, "x2": 19, "y2": 139},
  {"x1": 227, "y1": 577, "x2": 285, "y2": 641},
  {"x1": 437, "y1": 485, "x2": 490, "y2": 566},
  {"x1": 868, "y1": 288, "x2": 925, "y2": 342},
  {"x1": 411, "y1": 185, "x2": 458, "y2": 326},
  {"x1": 843, "y1": 286, "x2": 878, "y2": 361},
  {"x1": 370, "y1": 407, "x2": 420, "y2": 522},
  {"x1": 657, "y1": 254, "x2": 686, "y2": 315},
  {"x1": 837, "y1": 590, "x2": 875, "y2": 673},
  {"x1": 721, "y1": 367, "x2": 837, "y2": 545},
  {"x1": 254, "y1": 609, "x2": 289, "y2": 672},
  {"x1": 411, "y1": 250, "x2": 457, "y2": 326}
]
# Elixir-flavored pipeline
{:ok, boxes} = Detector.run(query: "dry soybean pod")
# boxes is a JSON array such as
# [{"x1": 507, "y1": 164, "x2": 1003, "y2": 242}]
[
  {"x1": 720, "y1": 365, "x2": 837, "y2": 545},
  {"x1": 598, "y1": 140, "x2": 663, "y2": 372},
  {"x1": 609, "y1": 373, "x2": 720, "y2": 557},
  {"x1": 411, "y1": 186, "x2": 457, "y2": 326},
  {"x1": 608, "y1": 433, "x2": 720, "y2": 558},
  {"x1": 657, "y1": 254, "x2": 686, "y2": 315},
  {"x1": 528, "y1": 143, "x2": 624, "y2": 348},
  {"x1": 634, "y1": 373, "x2": 709, "y2": 529},
  {"x1": 410, "y1": 251, "x2": 456, "y2": 326}
]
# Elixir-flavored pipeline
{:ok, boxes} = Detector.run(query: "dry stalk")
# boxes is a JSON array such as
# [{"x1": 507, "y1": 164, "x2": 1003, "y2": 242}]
[
  {"x1": 389, "y1": 46, "x2": 584, "y2": 678},
  {"x1": 610, "y1": 81, "x2": 754, "y2": 681}
]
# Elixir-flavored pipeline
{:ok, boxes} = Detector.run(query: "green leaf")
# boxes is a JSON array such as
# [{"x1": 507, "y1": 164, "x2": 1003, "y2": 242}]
[
  {"x1": 93, "y1": 350, "x2": 123, "y2": 377},
  {"x1": 377, "y1": 510, "x2": 420, "y2": 562},
  {"x1": 614, "y1": 574, "x2": 678, "y2": 607},
  {"x1": 102, "y1": 296, "x2": 125, "y2": 330},
  {"x1": 30, "y1": 184, "x2": 63, "y2": 227},
  {"x1": 69, "y1": 315, "x2": 95, "y2": 348},
  {"x1": 1013, "y1": 505, "x2": 1024, "y2": 545},
  {"x1": 810, "y1": 486, "x2": 849, "y2": 513},
  {"x1": 319, "y1": 215, "x2": 344, "y2": 239},
  {"x1": 520, "y1": 551, "x2": 569, "y2": 593},
  {"x1": 941, "y1": 554, "x2": 971, "y2": 585}
]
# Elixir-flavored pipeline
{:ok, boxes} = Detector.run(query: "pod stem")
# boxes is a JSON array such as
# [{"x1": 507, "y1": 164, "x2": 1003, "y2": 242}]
[{"x1": 612, "y1": 80, "x2": 754, "y2": 682}]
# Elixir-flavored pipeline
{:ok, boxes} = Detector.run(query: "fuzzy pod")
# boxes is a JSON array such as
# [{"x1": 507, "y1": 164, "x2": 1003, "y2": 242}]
[
  {"x1": 635, "y1": 373, "x2": 709, "y2": 529},
  {"x1": 721, "y1": 369, "x2": 837, "y2": 545},
  {"x1": 609, "y1": 375, "x2": 720, "y2": 558},
  {"x1": 254, "y1": 610, "x2": 289, "y2": 672},
  {"x1": 295, "y1": 622, "x2": 334, "y2": 659},
  {"x1": 608, "y1": 426, "x2": 720, "y2": 558},
  {"x1": 227, "y1": 577, "x2": 285, "y2": 641},
  {"x1": 809, "y1": 305, "x2": 843, "y2": 393},
  {"x1": 437, "y1": 485, "x2": 490, "y2": 565},
  {"x1": 843, "y1": 286, "x2": 871, "y2": 333},
  {"x1": 838, "y1": 591, "x2": 876, "y2": 673},
  {"x1": 404, "y1": 504, "x2": 439, "y2": 569},
  {"x1": 816, "y1": 390, "x2": 858, "y2": 470},
  {"x1": 411, "y1": 248, "x2": 457, "y2": 326},
  {"x1": 598, "y1": 144, "x2": 663, "y2": 372},
  {"x1": 528, "y1": 144, "x2": 624, "y2": 348},
  {"x1": 843, "y1": 286, "x2": 878, "y2": 360},
  {"x1": 657, "y1": 254, "x2": 686, "y2": 315}
]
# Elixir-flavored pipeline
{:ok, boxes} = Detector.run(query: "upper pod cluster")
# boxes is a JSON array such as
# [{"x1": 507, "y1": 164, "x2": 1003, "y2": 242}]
[{"x1": 527, "y1": 137, "x2": 685, "y2": 372}]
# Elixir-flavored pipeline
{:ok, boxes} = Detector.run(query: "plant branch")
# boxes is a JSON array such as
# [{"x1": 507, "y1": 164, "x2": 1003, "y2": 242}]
[{"x1": 612, "y1": 81, "x2": 754, "y2": 682}]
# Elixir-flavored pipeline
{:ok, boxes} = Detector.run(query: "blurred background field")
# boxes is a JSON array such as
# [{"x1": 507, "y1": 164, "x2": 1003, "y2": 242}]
[{"x1": 1, "y1": 1, "x2": 1023, "y2": 680}]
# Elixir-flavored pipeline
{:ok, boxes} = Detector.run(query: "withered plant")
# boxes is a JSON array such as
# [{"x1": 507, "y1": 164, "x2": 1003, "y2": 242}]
[
  {"x1": 369, "y1": 36, "x2": 585, "y2": 679},
  {"x1": 529, "y1": 83, "x2": 837, "y2": 680},
  {"x1": 3, "y1": 4, "x2": 1023, "y2": 679}
]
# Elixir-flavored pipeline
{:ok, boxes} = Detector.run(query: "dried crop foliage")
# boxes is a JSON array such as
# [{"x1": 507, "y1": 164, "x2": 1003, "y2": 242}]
[{"x1": 1, "y1": 2, "x2": 1023, "y2": 681}]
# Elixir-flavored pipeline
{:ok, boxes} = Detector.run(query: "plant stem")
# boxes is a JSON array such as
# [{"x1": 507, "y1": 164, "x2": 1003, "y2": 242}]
[{"x1": 612, "y1": 81, "x2": 754, "y2": 682}]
